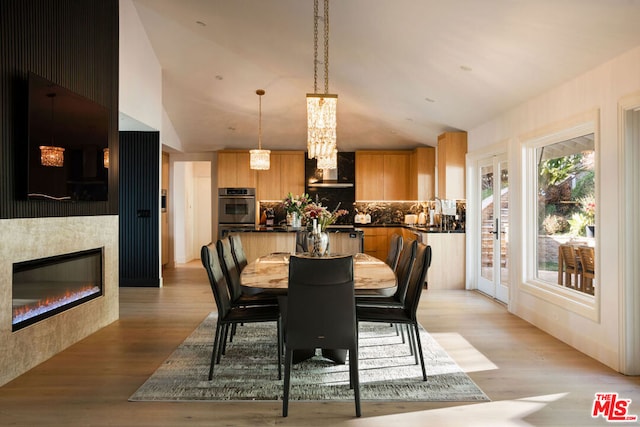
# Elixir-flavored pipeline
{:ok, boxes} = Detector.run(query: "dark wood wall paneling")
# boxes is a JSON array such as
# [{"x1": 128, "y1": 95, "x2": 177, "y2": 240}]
[
  {"x1": 0, "y1": 0, "x2": 119, "y2": 218},
  {"x1": 119, "y1": 131, "x2": 160, "y2": 287}
]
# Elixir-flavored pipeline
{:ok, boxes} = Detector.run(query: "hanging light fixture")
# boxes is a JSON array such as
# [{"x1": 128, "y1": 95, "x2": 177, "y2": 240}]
[
  {"x1": 307, "y1": 0, "x2": 337, "y2": 168},
  {"x1": 40, "y1": 145, "x2": 65, "y2": 167},
  {"x1": 316, "y1": 147, "x2": 337, "y2": 169},
  {"x1": 40, "y1": 93, "x2": 64, "y2": 167},
  {"x1": 250, "y1": 89, "x2": 270, "y2": 170}
]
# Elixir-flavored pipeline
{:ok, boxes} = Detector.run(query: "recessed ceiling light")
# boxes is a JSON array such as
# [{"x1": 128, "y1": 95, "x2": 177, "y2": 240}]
[
  {"x1": 460, "y1": 65, "x2": 472, "y2": 72},
  {"x1": 196, "y1": 21, "x2": 206, "y2": 27}
]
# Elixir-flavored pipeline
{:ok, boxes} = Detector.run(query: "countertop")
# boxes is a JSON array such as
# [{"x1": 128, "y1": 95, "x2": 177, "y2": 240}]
[
  {"x1": 226, "y1": 226, "x2": 364, "y2": 234},
  {"x1": 224, "y1": 224, "x2": 463, "y2": 234},
  {"x1": 355, "y1": 224, "x2": 465, "y2": 233}
]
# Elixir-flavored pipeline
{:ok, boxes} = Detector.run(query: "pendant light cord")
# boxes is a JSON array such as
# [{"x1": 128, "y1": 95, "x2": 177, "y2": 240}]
[
  {"x1": 256, "y1": 89, "x2": 265, "y2": 149},
  {"x1": 312, "y1": 0, "x2": 330, "y2": 95}
]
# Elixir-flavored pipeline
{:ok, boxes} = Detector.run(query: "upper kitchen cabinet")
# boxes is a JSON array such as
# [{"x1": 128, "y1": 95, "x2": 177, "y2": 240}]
[
  {"x1": 437, "y1": 132, "x2": 467, "y2": 199},
  {"x1": 217, "y1": 150, "x2": 257, "y2": 188},
  {"x1": 256, "y1": 151, "x2": 305, "y2": 200},
  {"x1": 355, "y1": 152, "x2": 384, "y2": 200},
  {"x1": 409, "y1": 147, "x2": 436, "y2": 200},
  {"x1": 356, "y1": 151, "x2": 411, "y2": 200}
]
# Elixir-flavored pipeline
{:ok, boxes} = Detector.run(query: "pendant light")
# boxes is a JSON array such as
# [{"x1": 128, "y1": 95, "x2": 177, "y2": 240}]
[
  {"x1": 40, "y1": 93, "x2": 65, "y2": 167},
  {"x1": 250, "y1": 89, "x2": 270, "y2": 170},
  {"x1": 306, "y1": 0, "x2": 337, "y2": 168}
]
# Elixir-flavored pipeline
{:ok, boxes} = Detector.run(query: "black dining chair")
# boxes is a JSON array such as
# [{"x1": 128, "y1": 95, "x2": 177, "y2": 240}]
[
  {"x1": 356, "y1": 243, "x2": 432, "y2": 381},
  {"x1": 200, "y1": 244, "x2": 282, "y2": 380},
  {"x1": 216, "y1": 238, "x2": 281, "y2": 307},
  {"x1": 385, "y1": 233, "x2": 404, "y2": 272},
  {"x1": 282, "y1": 255, "x2": 361, "y2": 418},
  {"x1": 228, "y1": 234, "x2": 248, "y2": 271},
  {"x1": 355, "y1": 239, "x2": 418, "y2": 307}
]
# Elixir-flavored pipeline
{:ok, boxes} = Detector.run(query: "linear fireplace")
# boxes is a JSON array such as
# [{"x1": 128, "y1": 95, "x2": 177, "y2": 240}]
[{"x1": 12, "y1": 248, "x2": 103, "y2": 331}]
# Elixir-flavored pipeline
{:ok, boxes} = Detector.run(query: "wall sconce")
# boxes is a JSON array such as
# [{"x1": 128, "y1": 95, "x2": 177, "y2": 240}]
[{"x1": 103, "y1": 148, "x2": 109, "y2": 168}]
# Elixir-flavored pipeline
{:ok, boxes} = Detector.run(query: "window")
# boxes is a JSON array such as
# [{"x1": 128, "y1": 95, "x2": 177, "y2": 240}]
[
  {"x1": 536, "y1": 134, "x2": 595, "y2": 293},
  {"x1": 522, "y1": 116, "x2": 598, "y2": 319}
]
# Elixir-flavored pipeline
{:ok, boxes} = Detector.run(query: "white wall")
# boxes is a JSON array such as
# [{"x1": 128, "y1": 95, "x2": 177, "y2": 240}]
[
  {"x1": 467, "y1": 45, "x2": 640, "y2": 372},
  {"x1": 172, "y1": 160, "x2": 213, "y2": 264},
  {"x1": 118, "y1": 0, "x2": 162, "y2": 131}
]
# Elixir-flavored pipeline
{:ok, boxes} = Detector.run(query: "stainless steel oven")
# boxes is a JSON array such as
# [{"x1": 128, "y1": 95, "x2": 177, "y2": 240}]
[{"x1": 218, "y1": 188, "x2": 256, "y2": 226}]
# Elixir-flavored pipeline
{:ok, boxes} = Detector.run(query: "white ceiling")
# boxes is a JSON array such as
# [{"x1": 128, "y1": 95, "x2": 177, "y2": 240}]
[{"x1": 131, "y1": 0, "x2": 640, "y2": 153}]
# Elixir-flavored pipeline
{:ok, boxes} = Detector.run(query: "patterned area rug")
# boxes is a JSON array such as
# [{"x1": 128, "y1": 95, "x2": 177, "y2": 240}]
[{"x1": 129, "y1": 313, "x2": 489, "y2": 402}]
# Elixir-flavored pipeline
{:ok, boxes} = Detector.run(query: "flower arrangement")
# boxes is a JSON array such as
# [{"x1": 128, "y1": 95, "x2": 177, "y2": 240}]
[
  {"x1": 304, "y1": 201, "x2": 349, "y2": 231},
  {"x1": 281, "y1": 192, "x2": 311, "y2": 216}
]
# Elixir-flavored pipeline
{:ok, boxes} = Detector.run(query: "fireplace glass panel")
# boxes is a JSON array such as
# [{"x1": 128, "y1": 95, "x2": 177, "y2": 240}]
[{"x1": 12, "y1": 248, "x2": 103, "y2": 331}]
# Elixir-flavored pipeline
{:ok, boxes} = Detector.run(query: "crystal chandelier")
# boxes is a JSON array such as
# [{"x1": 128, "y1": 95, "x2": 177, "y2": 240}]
[
  {"x1": 39, "y1": 145, "x2": 65, "y2": 167},
  {"x1": 250, "y1": 89, "x2": 270, "y2": 170},
  {"x1": 316, "y1": 147, "x2": 337, "y2": 169},
  {"x1": 307, "y1": 0, "x2": 337, "y2": 168},
  {"x1": 40, "y1": 93, "x2": 64, "y2": 167}
]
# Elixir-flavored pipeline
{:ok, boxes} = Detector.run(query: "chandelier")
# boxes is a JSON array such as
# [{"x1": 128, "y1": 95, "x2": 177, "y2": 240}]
[
  {"x1": 40, "y1": 93, "x2": 64, "y2": 167},
  {"x1": 316, "y1": 147, "x2": 337, "y2": 169},
  {"x1": 307, "y1": 0, "x2": 337, "y2": 168},
  {"x1": 39, "y1": 145, "x2": 65, "y2": 167},
  {"x1": 250, "y1": 89, "x2": 270, "y2": 170}
]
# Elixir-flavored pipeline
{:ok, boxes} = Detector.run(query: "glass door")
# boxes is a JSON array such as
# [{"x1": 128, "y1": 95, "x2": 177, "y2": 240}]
[{"x1": 477, "y1": 154, "x2": 509, "y2": 303}]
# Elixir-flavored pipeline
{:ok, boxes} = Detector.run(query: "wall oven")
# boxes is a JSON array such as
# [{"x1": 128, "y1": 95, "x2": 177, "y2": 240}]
[
  {"x1": 218, "y1": 188, "x2": 256, "y2": 225},
  {"x1": 218, "y1": 188, "x2": 256, "y2": 236}
]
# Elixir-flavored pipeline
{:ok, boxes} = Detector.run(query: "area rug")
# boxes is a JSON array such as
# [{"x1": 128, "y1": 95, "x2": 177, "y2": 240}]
[{"x1": 129, "y1": 313, "x2": 489, "y2": 402}]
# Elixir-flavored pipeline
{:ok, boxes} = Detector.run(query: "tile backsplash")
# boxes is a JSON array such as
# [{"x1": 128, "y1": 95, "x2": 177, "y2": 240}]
[
  {"x1": 354, "y1": 200, "x2": 466, "y2": 229},
  {"x1": 258, "y1": 199, "x2": 466, "y2": 228}
]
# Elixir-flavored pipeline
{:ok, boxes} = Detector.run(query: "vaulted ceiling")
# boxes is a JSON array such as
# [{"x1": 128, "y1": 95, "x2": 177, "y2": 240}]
[{"x1": 131, "y1": 0, "x2": 640, "y2": 153}]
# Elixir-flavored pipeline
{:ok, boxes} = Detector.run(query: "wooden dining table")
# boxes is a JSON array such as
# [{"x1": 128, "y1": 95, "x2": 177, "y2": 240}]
[{"x1": 240, "y1": 252, "x2": 397, "y2": 293}]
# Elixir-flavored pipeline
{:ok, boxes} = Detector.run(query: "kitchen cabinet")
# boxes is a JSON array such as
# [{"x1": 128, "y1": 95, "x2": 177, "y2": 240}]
[
  {"x1": 437, "y1": 132, "x2": 467, "y2": 199},
  {"x1": 409, "y1": 147, "x2": 436, "y2": 201},
  {"x1": 356, "y1": 151, "x2": 410, "y2": 200},
  {"x1": 256, "y1": 151, "x2": 305, "y2": 200},
  {"x1": 363, "y1": 227, "x2": 403, "y2": 260},
  {"x1": 217, "y1": 150, "x2": 257, "y2": 188},
  {"x1": 218, "y1": 150, "x2": 304, "y2": 200},
  {"x1": 384, "y1": 153, "x2": 411, "y2": 200},
  {"x1": 355, "y1": 152, "x2": 384, "y2": 200}
]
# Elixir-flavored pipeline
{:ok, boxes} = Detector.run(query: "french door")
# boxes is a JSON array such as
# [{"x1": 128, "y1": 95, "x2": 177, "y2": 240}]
[{"x1": 477, "y1": 154, "x2": 509, "y2": 303}]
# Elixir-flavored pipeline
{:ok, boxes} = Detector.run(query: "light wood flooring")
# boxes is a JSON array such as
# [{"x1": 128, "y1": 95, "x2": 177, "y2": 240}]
[{"x1": 0, "y1": 261, "x2": 638, "y2": 426}]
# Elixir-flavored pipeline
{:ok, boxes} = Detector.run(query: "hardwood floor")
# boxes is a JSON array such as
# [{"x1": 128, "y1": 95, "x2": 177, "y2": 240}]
[{"x1": 1, "y1": 261, "x2": 638, "y2": 426}]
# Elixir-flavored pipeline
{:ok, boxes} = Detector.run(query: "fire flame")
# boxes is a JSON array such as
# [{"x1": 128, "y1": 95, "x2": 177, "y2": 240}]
[{"x1": 12, "y1": 284, "x2": 100, "y2": 325}]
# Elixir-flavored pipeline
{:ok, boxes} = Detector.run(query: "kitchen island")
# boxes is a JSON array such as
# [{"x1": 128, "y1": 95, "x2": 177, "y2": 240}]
[
  {"x1": 357, "y1": 224, "x2": 465, "y2": 290},
  {"x1": 221, "y1": 226, "x2": 364, "y2": 263}
]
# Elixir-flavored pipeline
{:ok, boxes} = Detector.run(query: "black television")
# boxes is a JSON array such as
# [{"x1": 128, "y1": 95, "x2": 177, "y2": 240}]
[{"x1": 26, "y1": 73, "x2": 109, "y2": 201}]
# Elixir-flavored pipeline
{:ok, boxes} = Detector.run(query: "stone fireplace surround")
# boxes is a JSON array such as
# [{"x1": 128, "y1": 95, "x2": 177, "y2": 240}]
[{"x1": 0, "y1": 216, "x2": 118, "y2": 386}]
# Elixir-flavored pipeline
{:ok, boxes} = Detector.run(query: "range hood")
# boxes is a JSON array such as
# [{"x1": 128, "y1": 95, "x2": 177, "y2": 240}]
[
  {"x1": 307, "y1": 167, "x2": 354, "y2": 188},
  {"x1": 306, "y1": 152, "x2": 355, "y2": 188}
]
